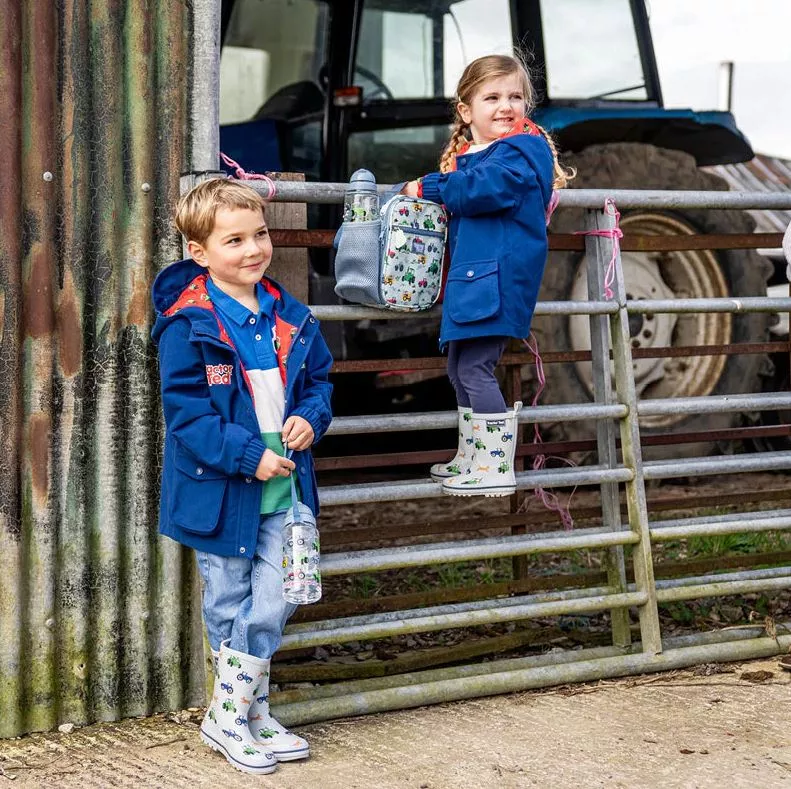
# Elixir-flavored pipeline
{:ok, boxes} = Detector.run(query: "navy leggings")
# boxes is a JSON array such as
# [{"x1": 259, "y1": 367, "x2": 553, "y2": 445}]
[{"x1": 447, "y1": 336, "x2": 508, "y2": 414}]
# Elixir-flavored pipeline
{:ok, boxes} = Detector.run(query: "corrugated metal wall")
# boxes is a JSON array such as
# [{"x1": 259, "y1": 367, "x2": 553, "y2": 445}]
[{"x1": 0, "y1": 0, "x2": 206, "y2": 737}]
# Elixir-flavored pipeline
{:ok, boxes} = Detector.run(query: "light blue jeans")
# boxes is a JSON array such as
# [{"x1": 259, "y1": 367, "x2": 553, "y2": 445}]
[{"x1": 196, "y1": 512, "x2": 297, "y2": 659}]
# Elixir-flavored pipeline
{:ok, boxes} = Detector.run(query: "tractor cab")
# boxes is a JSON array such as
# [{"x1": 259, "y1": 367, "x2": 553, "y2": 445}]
[{"x1": 218, "y1": 0, "x2": 752, "y2": 187}]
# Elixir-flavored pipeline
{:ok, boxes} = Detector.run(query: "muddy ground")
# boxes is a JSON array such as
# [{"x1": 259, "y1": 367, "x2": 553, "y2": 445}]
[{"x1": 2, "y1": 658, "x2": 791, "y2": 788}]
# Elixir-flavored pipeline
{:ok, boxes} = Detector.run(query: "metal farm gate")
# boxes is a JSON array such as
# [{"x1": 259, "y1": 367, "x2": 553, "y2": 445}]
[{"x1": 3, "y1": 0, "x2": 791, "y2": 739}]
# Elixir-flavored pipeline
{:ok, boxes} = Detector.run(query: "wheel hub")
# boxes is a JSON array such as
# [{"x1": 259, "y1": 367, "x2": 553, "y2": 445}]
[{"x1": 568, "y1": 213, "x2": 732, "y2": 428}]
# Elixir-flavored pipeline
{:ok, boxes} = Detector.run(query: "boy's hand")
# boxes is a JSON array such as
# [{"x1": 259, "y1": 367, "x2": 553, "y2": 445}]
[
  {"x1": 402, "y1": 180, "x2": 420, "y2": 198},
  {"x1": 282, "y1": 415, "x2": 315, "y2": 451},
  {"x1": 254, "y1": 448, "x2": 296, "y2": 481}
]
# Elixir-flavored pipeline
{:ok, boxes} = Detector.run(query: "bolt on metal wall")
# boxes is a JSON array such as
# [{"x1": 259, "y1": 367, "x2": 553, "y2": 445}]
[{"x1": 0, "y1": 0, "x2": 205, "y2": 737}]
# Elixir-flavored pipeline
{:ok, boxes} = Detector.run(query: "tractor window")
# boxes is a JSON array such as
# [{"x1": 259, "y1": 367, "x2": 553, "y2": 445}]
[
  {"x1": 357, "y1": 0, "x2": 513, "y2": 100},
  {"x1": 220, "y1": 0, "x2": 328, "y2": 124},
  {"x1": 540, "y1": 0, "x2": 647, "y2": 101}
]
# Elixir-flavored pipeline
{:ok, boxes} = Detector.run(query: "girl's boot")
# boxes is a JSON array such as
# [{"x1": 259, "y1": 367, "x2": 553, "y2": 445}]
[
  {"x1": 430, "y1": 406, "x2": 475, "y2": 481},
  {"x1": 199, "y1": 640, "x2": 278, "y2": 774},
  {"x1": 442, "y1": 402, "x2": 522, "y2": 497},
  {"x1": 248, "y1": 659, "x2": 310, "y2": 760}
]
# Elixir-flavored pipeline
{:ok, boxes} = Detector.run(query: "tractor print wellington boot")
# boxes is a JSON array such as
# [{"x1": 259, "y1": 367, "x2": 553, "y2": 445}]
[
  {"x1": 442, "y1": 402, "x2": 522, "y2": 497},
  {"x1": 430, "y1": 406, "x2": 475, "y2": 481},
  {"x1": 200, "y1": 640, "x2": 278, "y2": 774},
  {"x1": 248, "y1": 658, "x2": 310, "y2": 761}
]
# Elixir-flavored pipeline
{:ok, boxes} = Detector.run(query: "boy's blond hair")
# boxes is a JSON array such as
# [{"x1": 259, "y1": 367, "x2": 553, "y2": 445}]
[{"x1": 175, "y1": 178, "x2": 267, "y2": 244}]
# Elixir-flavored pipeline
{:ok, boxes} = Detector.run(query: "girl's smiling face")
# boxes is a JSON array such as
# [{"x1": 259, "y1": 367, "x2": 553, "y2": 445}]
[{"x1": 458, "y1": 71, "x2": 527, "y2": 144}]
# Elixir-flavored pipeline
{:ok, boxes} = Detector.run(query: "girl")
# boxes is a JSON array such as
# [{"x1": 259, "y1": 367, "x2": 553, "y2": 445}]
[{"x1": 403, "y1": 54, "x2": 572, "y2": 497}]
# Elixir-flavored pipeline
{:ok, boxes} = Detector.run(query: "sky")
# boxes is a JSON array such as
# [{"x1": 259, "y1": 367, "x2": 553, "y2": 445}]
[{"x1": 648, "y1": 0, "x2": 791, "y2": 159}]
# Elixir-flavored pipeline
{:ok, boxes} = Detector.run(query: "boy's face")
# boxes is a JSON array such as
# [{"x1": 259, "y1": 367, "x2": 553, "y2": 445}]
[{"x1": 188, "y1": 206, "x2": 273, "y2": 299}]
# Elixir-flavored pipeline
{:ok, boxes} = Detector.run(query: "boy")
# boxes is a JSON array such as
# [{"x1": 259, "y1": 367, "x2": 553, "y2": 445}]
[{"x1": 151, "y1": 178, "x2": 333, "y2": 775}]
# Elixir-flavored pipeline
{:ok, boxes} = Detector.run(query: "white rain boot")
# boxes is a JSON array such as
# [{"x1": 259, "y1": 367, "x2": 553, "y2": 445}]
[
  {"x1": 248, "y1": 659, "x2": 310, "y2": 761},
  {"x1": 200, "y1": 640, "x2": 278, "y2": 774},
  {"x1": 430, "y1": 406, "x2": 474, "y2": 481},
  {"x1": 442, "y1": 402, "x2": 521, "y2": 497}
]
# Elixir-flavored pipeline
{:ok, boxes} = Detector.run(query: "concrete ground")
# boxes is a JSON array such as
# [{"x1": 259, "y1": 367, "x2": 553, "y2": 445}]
[{"x1": 2, "y1": 658, "x2": 791, "y2": 789}]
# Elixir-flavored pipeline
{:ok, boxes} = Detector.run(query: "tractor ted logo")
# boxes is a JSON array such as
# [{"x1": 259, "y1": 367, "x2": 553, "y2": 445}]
[{"x1": 206, "y1": 364, "x2": 233, "y2": 386}]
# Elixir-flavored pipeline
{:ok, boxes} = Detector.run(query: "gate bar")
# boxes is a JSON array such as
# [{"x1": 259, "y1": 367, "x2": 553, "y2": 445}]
[
  {"x1": 257, "y1": 181, "x2": 791, "y2": 211},
  {"x1": 272, "y1": 631, "x2": 791, "y2": 725}
]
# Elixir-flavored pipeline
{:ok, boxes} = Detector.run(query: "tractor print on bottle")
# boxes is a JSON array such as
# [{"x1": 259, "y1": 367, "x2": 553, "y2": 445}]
[
  {"x1": 401, "y1": 292, "x2": 412, "y2": 303},
  {"x1": 427, "y1": 260, "x2": 439, "y2": 275},
  {"x1": 402, "y1": 267, "x2": 416, "y2": 285},
  {"x1": 417, "y1": 278, "x2": 428, "y2": 288}
]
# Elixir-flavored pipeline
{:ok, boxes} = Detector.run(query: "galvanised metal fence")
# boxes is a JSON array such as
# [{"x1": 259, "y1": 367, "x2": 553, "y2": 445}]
[
  {"x1": 184, "y1": 0, "x2": 791, "y2": 727},
  {"x1": 202, "y1": 178, "x2": 791, "y2": 727}
]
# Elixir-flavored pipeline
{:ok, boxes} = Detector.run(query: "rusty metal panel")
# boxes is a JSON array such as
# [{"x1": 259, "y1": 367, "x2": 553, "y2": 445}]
[{"x1": 0, "y1": 0, "x2": 205, "y2": 738}]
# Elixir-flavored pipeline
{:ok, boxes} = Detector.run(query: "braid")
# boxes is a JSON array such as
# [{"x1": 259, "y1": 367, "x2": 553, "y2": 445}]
[
  {"x1": 534, "y1": 123, "x2": 576, "y2": 190},
  {"x1": 439, "y1": 120, "x2": 470, "y2": 174}
]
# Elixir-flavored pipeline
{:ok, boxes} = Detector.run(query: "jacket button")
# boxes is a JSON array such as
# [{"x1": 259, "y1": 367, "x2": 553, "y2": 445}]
[
  {"x1": 248, "y1": 317, "x2": 255, "y2": 325},
  {"x1": 466, "y1": 270, "x2": 474, "y2": 277},
  {"x1": 196, "y1": 467, "x2": 204, "y2": 475},
  {"x1": 239, "y1": 546, "x2": 246, "y2": 554},
  {"x1": 255, "y1": 334, "x2": 262, "y2": 341},
  {"x1": 299, "y1": 337, "x2": 306, "y2": 344},
  {"x1": 299, "y1": 467, "x2": 305, "y2": 474},
  {"x1": 309, "y1": 317, "x2": 315, "y2": 324},
  {"x1": 245, "y1": 477, "x2": 252, "y2": 483}
]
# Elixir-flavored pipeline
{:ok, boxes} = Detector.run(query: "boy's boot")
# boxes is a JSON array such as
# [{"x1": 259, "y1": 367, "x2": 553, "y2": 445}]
[
  {"x1": 248, "y1": 659, "x2": 310, "y2": 761},
  {"x1": 442, "y1": 402, "x2": 522, "y2": 497},
  {"x1": 430, "y1": 406, "x2": 475, "y2": 481},
  {"x1": 199, "y1": 640, "x2": 278, "y2": 774}
]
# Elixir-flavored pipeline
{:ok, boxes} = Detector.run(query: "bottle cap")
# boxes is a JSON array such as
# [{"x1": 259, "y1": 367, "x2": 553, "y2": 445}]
[{"x1": 349, "y1": 169, "x2": 377, "y2": 192}]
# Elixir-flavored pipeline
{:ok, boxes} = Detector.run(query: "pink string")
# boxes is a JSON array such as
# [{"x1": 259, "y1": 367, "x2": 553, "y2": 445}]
[
  {"x1": 522, "y1": 333, "x2": 576, "y2": 530},
  {"x1": 545, "y1": 189, "x2": 559, "y2": 227},
  {"x1": 574, "y1": 197, "x2": 622, "y2": 300},
  {"x1": 219, "y1": 152, "x2": 277, "y2": 199}
]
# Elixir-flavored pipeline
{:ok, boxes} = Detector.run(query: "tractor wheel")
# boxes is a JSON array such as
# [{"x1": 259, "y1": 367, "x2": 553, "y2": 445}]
[{"x1": 530, "y1": 143, "x2": 772, "y2": 460}]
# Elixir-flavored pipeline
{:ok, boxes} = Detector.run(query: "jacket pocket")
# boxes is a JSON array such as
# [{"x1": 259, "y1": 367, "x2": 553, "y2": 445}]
[
  {"x1": 445, "y1": 260, "x2": 500, "y2": 324},
  {"x1": 170, "y1": 448, "x2": 228, "y2": 534}
]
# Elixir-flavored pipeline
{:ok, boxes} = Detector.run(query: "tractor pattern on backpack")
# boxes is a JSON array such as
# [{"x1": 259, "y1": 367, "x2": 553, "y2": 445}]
[{"x1": 380, "y1": 197, "x2": 448, "y2": 311}]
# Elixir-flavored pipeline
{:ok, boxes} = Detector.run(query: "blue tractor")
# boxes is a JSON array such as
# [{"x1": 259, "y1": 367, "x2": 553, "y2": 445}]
[{"x1": 219, "y1": 0, "x2": 771, "y2": 453}]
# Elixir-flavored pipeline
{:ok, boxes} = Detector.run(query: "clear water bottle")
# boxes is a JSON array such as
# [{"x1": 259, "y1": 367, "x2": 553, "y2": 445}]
[
  {"x1": 281, "y1": 501, "x2": 322, "y2": 605},
  {"x1": 343, "y1": 168, "x2": 379, "y2": 223}
]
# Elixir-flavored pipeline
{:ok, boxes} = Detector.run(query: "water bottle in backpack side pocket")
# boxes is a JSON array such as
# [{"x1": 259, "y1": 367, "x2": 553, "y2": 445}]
[
  {"x1": 281, "y1": 502, "x2": 322, "y2": 605},
  {"x1": 343, "y1": 168, "x2": 379, "y2": 223}
]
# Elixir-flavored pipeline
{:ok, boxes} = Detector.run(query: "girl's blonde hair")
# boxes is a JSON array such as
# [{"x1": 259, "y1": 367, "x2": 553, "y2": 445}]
[{"x1": 439, "y1": 54, "x2": 574, "y2": 189}]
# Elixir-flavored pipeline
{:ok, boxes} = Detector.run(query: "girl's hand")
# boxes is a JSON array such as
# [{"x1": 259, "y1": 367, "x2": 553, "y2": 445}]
[
  {"x1": 402, "y1": 180, "x2": 420, "y2": 198},
  {"x1": 255, "y1": 448, "x2": 296, "y2": 481},
  {"x1": 282, "y1": 415, "x2": 315, "y2": 451}
]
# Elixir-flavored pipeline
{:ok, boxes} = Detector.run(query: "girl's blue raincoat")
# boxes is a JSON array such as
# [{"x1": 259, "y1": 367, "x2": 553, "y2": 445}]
[{"x1": 419, "y1": 120, "x2": 555, "y2": 349}]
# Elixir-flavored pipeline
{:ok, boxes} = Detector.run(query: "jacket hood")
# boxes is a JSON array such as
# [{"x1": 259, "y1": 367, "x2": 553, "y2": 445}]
[{"x1": 151, "y1": 257, "x2": 309, "y2": 346}]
